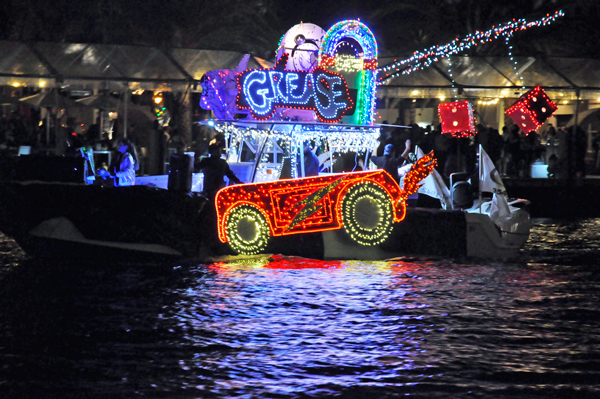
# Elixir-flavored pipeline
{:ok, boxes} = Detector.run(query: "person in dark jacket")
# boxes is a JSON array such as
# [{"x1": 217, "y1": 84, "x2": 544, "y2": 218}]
[
  {"x1": 370, "y1": 140, "x2": 411, "y2": 182},
  {"x1": 299, "y1": 141, "x2": 319, "y2": 177},
  {"x1": 195, "y1": 143, "x2": 242, "y2": 200}
]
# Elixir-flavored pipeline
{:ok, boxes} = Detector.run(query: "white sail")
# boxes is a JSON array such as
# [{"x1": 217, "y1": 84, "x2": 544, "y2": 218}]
[
  {"x1": 479, "y1": 145, "x2": 507, "y2": 195},
  {"x1": 489, "y1": 192, "x2": 511, "y2": 227},
  {"x1": 416, "y1": 147, "x2": 452, "y2": 210}
]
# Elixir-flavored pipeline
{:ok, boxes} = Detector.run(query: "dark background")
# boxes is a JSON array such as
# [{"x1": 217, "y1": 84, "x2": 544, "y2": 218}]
[{"x1": 1, "y1": 0, "x2": 598, "y2": 60}]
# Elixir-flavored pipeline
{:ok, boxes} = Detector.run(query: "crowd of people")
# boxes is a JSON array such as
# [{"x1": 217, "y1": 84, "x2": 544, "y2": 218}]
[
  {"x1": 0, "y1": 107, "x2": 596, "y2": 188},
  {"x1": 375, "y1": 120, "x2": 592, "y2": 182}
]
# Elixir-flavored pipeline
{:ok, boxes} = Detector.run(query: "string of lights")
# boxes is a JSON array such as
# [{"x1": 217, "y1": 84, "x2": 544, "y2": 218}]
[
  {"x1": 505, "y1": 31, "x2": 526, "y2": 90},
  {"x1": 378, "y1": 10, "x2": 565, "y2": 85},
  {"x1": 213, "y1": 122, "x2": 380, "y2": 154},
  {"x1": 399, "y1": 152, "x2": 437, "y2": 202},
  {"x1": 319, "y1": 20, "x2": 379, "y2": 125}
]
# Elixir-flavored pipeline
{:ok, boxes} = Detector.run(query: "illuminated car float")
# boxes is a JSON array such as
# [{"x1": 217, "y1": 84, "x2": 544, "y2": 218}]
[{"x1": 215, "y1": 155, "x2": 435, "y2": 255}]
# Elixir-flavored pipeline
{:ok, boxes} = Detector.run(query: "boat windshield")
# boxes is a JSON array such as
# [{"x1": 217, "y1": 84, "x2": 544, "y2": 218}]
[{"x1": 211, "y1": 121, "x2": 381, "y2": 183}]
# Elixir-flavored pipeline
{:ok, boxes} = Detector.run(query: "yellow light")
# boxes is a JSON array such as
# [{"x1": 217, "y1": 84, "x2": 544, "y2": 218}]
[
  {"x1": 12, "y1": 82, "x2": 20, "y2": 87},
  {"x1": 153, "y1": 92, "x2": 163, "y2": 104},
  {"x1": 335, "y1": 55, "x2": 364, "y2": 72},
  {"x1": 439, "y1": 96, "x2": 445, "y2": 101},
  {"x1": 411, "y1": 90, "x2": 420, "y2": 96}
]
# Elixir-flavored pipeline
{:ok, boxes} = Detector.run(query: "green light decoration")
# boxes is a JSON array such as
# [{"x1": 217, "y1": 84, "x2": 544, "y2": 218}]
[
  {"x1": 226, "y1": 205, "x2": 271, "y2": 255},
  {"x1": 319, "y1": 19, "x2": 378, "y2": 125},
  {"x1": 341, "y1": 182, "x2": 394, "y2": 246}
]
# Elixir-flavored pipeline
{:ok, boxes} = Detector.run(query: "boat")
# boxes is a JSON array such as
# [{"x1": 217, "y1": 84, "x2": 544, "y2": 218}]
[
  {"x1": 0, "y1": 118, "x2": 529, "y2": 262},
  {"x1": 0, "y1": 19, "x2": 530, "y2": 263},
  {"x1": 410, "y1": 145, "x2": 531, "y2": 259}
]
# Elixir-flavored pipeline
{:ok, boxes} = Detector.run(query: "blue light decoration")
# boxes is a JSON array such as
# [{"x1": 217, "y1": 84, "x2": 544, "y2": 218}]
[
  {"x1": 319, "y1": 20, "x2": 379, "y2": 125},
  {"x1": 378, "y1": 10, "x2": 565, "y2": 84},
  {"x1": 236, "y1": 54, "x2": 354, "y2": 123}
]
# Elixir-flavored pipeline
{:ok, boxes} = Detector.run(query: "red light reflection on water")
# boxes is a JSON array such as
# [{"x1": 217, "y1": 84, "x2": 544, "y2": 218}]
[
  {"x1": 206, "y1": 255, "x2": 438, "y2": 275},
  {"x1": 264, "y1": 255, "x2": 345, "y2": 270},
  {"x1": 208, "y1": 254, "x2": 346, "y2": 273}
]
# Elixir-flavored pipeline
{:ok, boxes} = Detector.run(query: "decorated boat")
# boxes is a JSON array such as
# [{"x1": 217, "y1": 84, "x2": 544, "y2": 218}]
[{"x1": 0, "y1": 19, "x2": 531, "y2": 262}]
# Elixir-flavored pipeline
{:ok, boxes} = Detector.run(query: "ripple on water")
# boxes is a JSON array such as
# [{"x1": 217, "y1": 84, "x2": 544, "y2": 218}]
[{"x1": 0, "y1": 221, "x2": 599, "y2": 398}]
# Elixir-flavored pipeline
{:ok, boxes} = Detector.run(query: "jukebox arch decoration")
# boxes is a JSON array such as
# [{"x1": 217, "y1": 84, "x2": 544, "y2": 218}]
[{"x1": 318, "y1": 20, "x2": 379, "y2": 126}]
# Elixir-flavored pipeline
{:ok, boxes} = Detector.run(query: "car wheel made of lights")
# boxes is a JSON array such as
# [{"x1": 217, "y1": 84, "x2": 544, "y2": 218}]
[
  {"x1": 341, "y1": 182, "x2": 394, "y2": 246},
  {"x1": 226, "y1": 205, "x2": 270, "y2": 255}
]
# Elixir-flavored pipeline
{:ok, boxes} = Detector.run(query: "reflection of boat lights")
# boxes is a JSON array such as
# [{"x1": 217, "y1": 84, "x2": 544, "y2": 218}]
[{"x1": 208, "y1": 255, "x2": 403, "y2": 272}]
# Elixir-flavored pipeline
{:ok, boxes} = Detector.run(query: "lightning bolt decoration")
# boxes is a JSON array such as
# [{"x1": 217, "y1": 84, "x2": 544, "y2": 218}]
[{"x1": 286, "y1": 176, "x2": 347, "y2": 232}]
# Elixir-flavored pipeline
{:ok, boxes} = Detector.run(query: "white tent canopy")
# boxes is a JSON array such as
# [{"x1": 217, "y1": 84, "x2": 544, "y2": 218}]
[{"x1": 0, "y1": 40, "x2": 271, "y2": 92}]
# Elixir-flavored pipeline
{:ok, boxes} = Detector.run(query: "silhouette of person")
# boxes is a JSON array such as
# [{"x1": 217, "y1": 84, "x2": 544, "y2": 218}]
[
  {"x1": 195, "y1": 143, "x2": 242, "y2": 199},
  {"x1": 371, "y1": 140, "x2": 411, "y2": 182},
  {"x1": 299, "y1": 141, "x2": 319, "y2": 177}
]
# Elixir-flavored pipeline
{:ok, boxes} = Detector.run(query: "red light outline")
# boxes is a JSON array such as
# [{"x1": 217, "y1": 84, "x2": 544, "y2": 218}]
[{"x1": 215, "y1": 153, "x2": 436, "y2": 244}]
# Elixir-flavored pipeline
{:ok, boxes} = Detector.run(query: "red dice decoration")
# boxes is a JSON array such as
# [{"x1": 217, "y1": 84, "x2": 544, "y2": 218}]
[
  {"x1": 438, "y1": 100, "x2": 476, "y2": 138},
  {"x1": 505, "y1": 85, "x2": 558, "y2": 134}
]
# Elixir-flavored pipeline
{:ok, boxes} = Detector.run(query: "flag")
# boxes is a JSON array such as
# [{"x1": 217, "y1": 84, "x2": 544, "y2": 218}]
[
  {"x1": 489, "y1": 192, "x2": 511, "y2": 227},
  {"x1": 416, "y1": 147, "x2": 452, "y2": 210},
  {"x1": 479, "y1": 145, "x2": 506, "y2": 195}
]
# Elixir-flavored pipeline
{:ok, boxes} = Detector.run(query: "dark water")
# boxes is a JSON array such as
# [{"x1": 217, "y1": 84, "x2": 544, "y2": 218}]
[{"x1": 1, "y1": 219, "x2": 599, "y2": 398}]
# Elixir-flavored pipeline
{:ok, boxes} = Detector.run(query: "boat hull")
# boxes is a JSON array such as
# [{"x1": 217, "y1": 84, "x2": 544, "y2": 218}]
[{"x1": 0, "y1": 181, "x2": 528, "y2": 263}]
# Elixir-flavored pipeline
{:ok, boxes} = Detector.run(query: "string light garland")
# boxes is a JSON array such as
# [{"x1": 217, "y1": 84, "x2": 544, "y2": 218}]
[
  {"x1": 505, "y1": 32, "x2": 526, "y2": 90},
  {"x1": 447, "y1": 56, "x2": 457, "y2": 99},
  {"x1": 378, "y1": 10, "x2": 565, "y2": 84},
  {"x1": 212, "y1": 121, "x2": 380, "y2": 156}
]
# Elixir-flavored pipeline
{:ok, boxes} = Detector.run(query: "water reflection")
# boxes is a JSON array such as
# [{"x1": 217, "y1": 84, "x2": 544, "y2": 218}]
[
  {"x1": 172, "y1": 256, "x2": 434, "y2": 396},
  {"x1": 0, "y1": 219, "x2": 599, "y2": 398}
]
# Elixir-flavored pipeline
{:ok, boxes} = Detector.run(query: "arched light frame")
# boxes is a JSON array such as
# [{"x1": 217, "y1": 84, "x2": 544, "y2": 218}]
[{"x1": 319, "y1": 20, "x2": 378, "y2": 125}]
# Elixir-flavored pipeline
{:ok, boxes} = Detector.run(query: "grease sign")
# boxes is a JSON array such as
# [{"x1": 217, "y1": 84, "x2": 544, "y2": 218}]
[{"x1": 236, "y1": 54, "x2": 355, "y2": 122}]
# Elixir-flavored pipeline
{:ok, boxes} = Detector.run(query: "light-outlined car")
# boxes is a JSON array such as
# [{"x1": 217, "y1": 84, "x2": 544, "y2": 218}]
[{"x1": 215, "y1": 155, "x2": 435, "y2": 255}]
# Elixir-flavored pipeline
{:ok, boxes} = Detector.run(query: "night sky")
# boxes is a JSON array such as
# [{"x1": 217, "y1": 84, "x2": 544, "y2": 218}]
[{"x1": 0, "y1": 0, "x2": 598, "y2": 59}]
